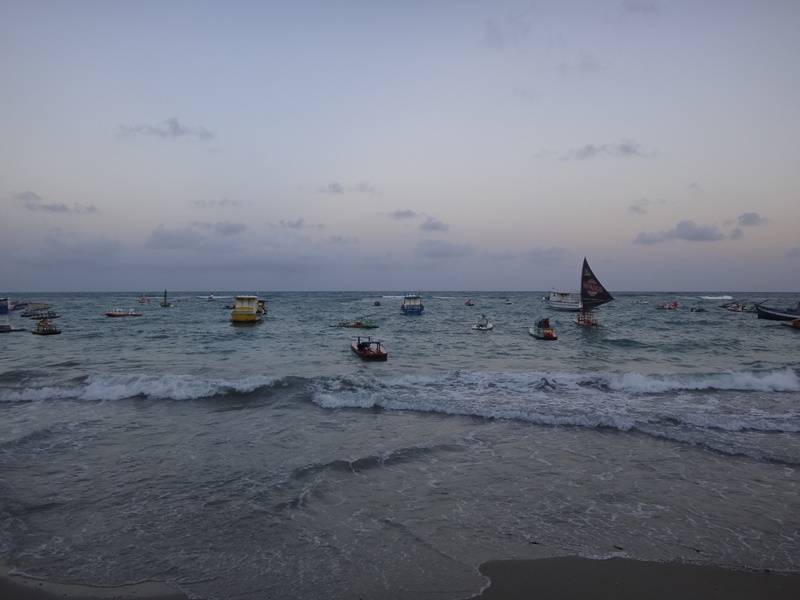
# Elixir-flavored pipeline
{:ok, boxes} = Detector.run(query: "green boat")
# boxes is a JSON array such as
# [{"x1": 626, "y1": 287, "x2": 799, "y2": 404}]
[{"x1": 333, "y1": 318, "x2": 378, "y2": 329}]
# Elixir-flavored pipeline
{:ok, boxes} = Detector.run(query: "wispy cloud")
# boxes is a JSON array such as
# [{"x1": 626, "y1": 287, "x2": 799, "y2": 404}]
[
  {"x1": 621, "y1": 0, "x2": 660, "y2": 17},
  {"x1": 13, "y1": 191, "x2": 97, "y2": 214},
  {"x1": 388, "y1": 209, "x2": 418, "y2": 220},
  {"x1": 559, "y1": 54, "x2": 602, "y2": 75},
  {"x1": 119, "y1": 117, "x2": 214, "y2": 141},
  {"x1": 319, "y1": 182, "x2": 344, "y2": 194},
  {"x1": 349, "y1": 182, "x2": 376, "y2": 194},
  {"x1": 417, "y1": 239, "x2": 472, "y2": 259},
  {"x1": 737, "y1": 212, "x2": 767, "y2": 227},
  {"x1": 730, "y1": 227, "x2": 744, "y2": 240},
  {"x1": 329, "y1": 235, "x2": 358, "y2": 245},
  {"x1": 568, "y1": 139, "x2": 646, "y2": 160},
  {"x1": 419, "y1": 217, "x2": 449, "y2": 232},
  {"x1": 193, "y1": 198, "x2": 242, "y2": 209},
  {"x1": 628, "y1": 198, "x2": 664, "y2": 215},
  {"x1": 148, "y1": 221, "x2": 246, "y2": 250},
  {"x1": 525, "y1": 247, "x2": 568, "y2": 264},
  {"x1": 192, "y1": 221, "x2": 247, "y2": 236},
  {"x1": 634, "y1": 220, "x2": 727, "y2": 245}
]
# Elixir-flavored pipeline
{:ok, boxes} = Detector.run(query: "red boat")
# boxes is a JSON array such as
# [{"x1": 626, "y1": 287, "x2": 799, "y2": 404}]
[
  {"x1": 530, "y1": 318, "x2": 558, "y2": 340},
  {"x1": 351, "y1": 336, "x2": 388, "y2": 361}
]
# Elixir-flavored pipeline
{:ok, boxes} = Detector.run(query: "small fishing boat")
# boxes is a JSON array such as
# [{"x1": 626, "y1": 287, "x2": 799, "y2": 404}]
[
  {"x1": 32, "y1": 319, "x2": 60, "y2": 335},
  {"x1": 781, "y1": 318, "x2": 800, "y2": 330},
  {"x1": 20, "y1": 303, "x2": 51, "y2": 317},
  {"x1": 334, "y1": 318, "x2": 378, "y2": 329},
  {"x1": 160, "y1": 290, "x2": 173, "y2": 308},
  {"x1": 756, "y1": 302, "x2": 800, "y2": 321},
  {"x1": 138, "y1": 294, "x2": 150, "y2": 304},
  {"x1": 546, "y1": 291, "x2": 582, "y2": 312},
  {"x1": 656, "y1": 301, "x2": 679, "y2": 310},
  {"x1": 472, "y1": 314, "x2": 494, "y2": 331},
  {"x1": 530, "y1": 318, "x2": 557, "y2": 340},
  {"x1": 230, "y1": 295, "x2": 262, "y2": 323},
  {"x1": 351, "y1": 336, "x2": 388, "y2": 361},
  {"x1": 401, "y1": 294, "x2": 424, "y2": 315},
  {"x1": 374, "y1": 300, "x2": 381, "y2": 306},
  {"x1": 575, "y1": 258, "x2": 614, "y2": 326},
  {"x1": 464, "y1": 298, "x2": 474, "y2": 306},
  {"x1": 105, "y1": 308, "x2": 143, "y2": 317},
  {"x1": 27, "y1": 309, "x2": 60, "y2": 320}
]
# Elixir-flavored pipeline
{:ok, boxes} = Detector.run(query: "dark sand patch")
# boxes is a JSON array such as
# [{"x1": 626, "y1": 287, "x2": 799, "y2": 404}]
[{"x1": 469, "y1": 556, "x2": 800, "y2": 599}]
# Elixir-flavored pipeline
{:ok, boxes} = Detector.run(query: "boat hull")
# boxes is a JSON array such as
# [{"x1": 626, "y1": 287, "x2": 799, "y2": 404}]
[
  {"x1": 756, "y1": 306, "x2": 800, "y2": 321},
  {"x1": 546, "y1": 300, "x2": 582, "y2": 312},
  {"x1": 231, "y1": 312, "x2": 261, "y2": 323},
  {"x1": 401, "y1": 305, "x2": 424, "y2": 315},
  {"x1": 351, "y1": 343, "x2": 388, "y2": 361},
  {"x1": 529, "y1": 327, "x2": 557, "y2": 340}
]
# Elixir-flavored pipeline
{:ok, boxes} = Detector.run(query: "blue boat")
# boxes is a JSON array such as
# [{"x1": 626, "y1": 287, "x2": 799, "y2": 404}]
[{"x1": 401, "y1": 294, "x2": 424, "y2": 315}]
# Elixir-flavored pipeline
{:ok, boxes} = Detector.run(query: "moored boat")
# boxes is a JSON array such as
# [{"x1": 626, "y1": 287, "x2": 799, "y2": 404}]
[
  {"x1": 781, "y1": 318, "x2": 800, "y2": 330},
  {"x1": 464, "y1": 298, "x2": 474, "y2": 306},
  {"x1": 756, "y1": 302, "x2": 800, "y2": 321},
  {"x1": 401, "y1": 294, "x2": 424, "y2": 315},
  {"x1": 138, "y1": 293, "x2": 150, "y2": 304},
  {"x1": 105, "y1": 308, "x2": 143, "y2": 317},
  {"x1": 530, "y1": 318, "x2": 557, "y2": 340},
  {"x1": 334, "y1": 318, "x2": 378, "y2": 329},
  {"x1": 472, "y1": 314, "x2": 494, "y2": 330},
  {"x1": 656, "y1": 301, "x2": 679, "y2": 310},
  {"x1": 546, "y1": 291, "x2": 582, "y2": 312},
  {"x1": 230, "y1": 295, "x2": 262, "y2": 323},
  {"x1": 32, "y1": 319, "x2": 60, "y2": 335},
  {"x1": 160, "y1": 289, "x2": 173, "y2": 308},
  {"x1": 351, "y1": 336, "x2": 388, "y2": 361}
]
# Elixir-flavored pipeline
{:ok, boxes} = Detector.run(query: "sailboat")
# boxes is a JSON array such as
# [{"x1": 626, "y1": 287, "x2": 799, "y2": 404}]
[
  {"x1": 160, "y1": 289, "x2": 173, "y2": 308},
  {"x1": 576, "y1": 258, "x2": 613, "y2": 326}
]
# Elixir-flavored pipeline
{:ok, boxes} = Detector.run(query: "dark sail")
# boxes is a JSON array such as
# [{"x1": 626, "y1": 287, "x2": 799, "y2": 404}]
[{"x1": 581, "y1": 258, "x2": 613, "y2": 309}]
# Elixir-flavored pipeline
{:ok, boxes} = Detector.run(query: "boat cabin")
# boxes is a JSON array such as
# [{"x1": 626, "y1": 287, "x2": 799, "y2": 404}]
[{"x1": 231, "y1": 295, "x2": 261, "y2": 323}]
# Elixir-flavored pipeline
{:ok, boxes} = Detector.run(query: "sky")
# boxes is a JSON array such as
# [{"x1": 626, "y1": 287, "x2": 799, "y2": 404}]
[{"x1": 1, "y1": 0, "x2": 799, "y2": 292}]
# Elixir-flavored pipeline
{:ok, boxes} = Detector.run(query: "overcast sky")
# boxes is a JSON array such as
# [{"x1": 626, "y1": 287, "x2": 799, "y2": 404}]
[{"x1": 2, "y1": 0, "x2": 799, "y2": 291}]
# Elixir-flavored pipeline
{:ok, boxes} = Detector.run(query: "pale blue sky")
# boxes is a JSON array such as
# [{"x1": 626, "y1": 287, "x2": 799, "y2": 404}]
[{"x1": 2, "y1": 0, "x2": 799, "y2": 291}]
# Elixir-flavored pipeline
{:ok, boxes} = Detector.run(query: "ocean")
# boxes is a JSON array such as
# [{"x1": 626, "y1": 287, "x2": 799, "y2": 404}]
[{"x1": 1, "y1": 291, "x2": 799, "y2": 599}]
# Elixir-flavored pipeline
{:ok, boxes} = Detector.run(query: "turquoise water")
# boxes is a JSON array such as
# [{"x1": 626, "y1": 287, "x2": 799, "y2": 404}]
[{"x1": 1, "y1": 291, "x2": 799, "y2": 598}]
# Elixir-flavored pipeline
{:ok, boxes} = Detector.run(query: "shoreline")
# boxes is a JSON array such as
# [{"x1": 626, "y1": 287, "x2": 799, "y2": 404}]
[
  {"x1": 0, "y1": 563, "x2": 187, "y2": 600},
  {"x1": 468, "y1": 556, "x2": 800, "y2": 600}
]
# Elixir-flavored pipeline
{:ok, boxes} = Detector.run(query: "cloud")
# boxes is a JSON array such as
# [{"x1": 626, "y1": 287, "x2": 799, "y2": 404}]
[
  {"x1": 569, "y1": 139, "x2": 646, "y2": 160},
  {"x1": 621, "y1": 0, "x2": 659, "y2": 17},
  {"x1": 627, "y1": 198, "x2": 664, "y2": 215},
  {"x1": 389, "y1": 209, "x2": 418, "y2": 220},
  {"x1": 730, "y1": 227, "x2": 744, "y2": 240},
  {"x1": 787, "y1": 246, "x2": 800, "y2": 258},
  {"x1": 419, "y1": 217, "x2": 449, "y2": 232},
  {"x1": 737, "y1": 212, "x2": 767, "y2": 227},
  {"x1": 209, "y1": 221, "x2": 246, "y2": 236},
  {"x1": 13, "y1": 190, "x2": 98, "y2": 214},
  {"x1": 148, "y1": 221, "x2": 246, "y2": 250},
  {"x1": 279, "y1": 218, "x2": 306, "y2": 230},
  {"x1": 559, "y1": 54, "x2": 602, "y2": 75},
  {"x1": 417, "y1": 239, "x2": 472, "y2": 259},
  {"x1": 482, "y1": 12, "x2": 531, "y2": 50},
  {"x1": 329, "y1": 235, "x2": 358, "y2": 245},
  {"x1": 193, "y1": 198, "x2": 242, "y2": 209},
  {"x1": 349, "y1": 182, "x2": 376, "y2": 194},
  {"x1": 119, "y1": 117, "x2": 214, "y2": 141},
  {"x1": 634, "y1": 220, "x2": 726, "y2": 245},
  {"x1": 18, "y1": 229, "x2": 120, "y2": 268},
  {"x1": 319, "y1": 182, "x2": 344, "y2": 194},
  {"x1": 525, "y1": 247, "x2": 568, "y2": 264}
]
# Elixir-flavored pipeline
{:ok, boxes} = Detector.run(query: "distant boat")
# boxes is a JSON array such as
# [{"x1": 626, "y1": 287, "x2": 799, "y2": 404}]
[
  {"x1": 160, "y1": 289, "x2": 173, "y2": 308},
  {"x1": 351, "y1": 336, "x2": 388, "y2": 361},
  {"x1": 546, "y1": 291, "x2": 582, "y2": 312},
  {"x1": 374, "y1": 300, "x2": 381, "y2": 306},
  {"x1": 756, "y1": 302, "x2": 800, "y2": 321},
  {"x1": 138, "y1": 294, "x2": 150, "y2": 304},
  {"x1": 401, "y1": 294, "x2": 424, "y2": 315},
  {"x1": 230, "y1": 295, "x2": 262, "y2": 323},
  {"x1": 472, "y1": 314, "x2": 494, "y2": 331},
  {"x1": 105, "y1": 308, "x2": 143, "y2": 318},
  {"x1": 657, "y1": 301, "x2": 680, "y2": 310},
  {"x1": 464, "y1": 298, "x2": 474, "y2": 306},
  {"x1": 530, "y1": 317, "x2": 557, "y2": 340},
  {"x1": 32, "y1": 319, "x2": 60, "y2": 335},
  {"x1": 576, "y1": 258, "x2": 613, "y2": 326},
  {"x1": 334, "y1": 318, "x2": 378, "y2": 329}
]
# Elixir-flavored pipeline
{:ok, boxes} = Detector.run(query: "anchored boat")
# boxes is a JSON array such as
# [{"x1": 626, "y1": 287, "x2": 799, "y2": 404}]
[
  {"x1": 756, "y1": 302, "x2": 800, "y2": 321},
  {"x1": 105, "y1": 308, "x2": 143, "y2": 317},
  {"x1": 160, "y1": 290, "x2": 173, "y2": 308},
  {"x1": 351, "y1": 336, "x2": 388, "y2": 361},
  {"x1": 230, "y1": 295, "x2": 262, "y2": 323},
  {"x1": 576, "y1": 257, "x2": 613, "y2": 327},
  {"x1": 401, "y1": 294, "x2": 424, "y2": 315},
  {"x1": 530, "y1": 318, "x2": 557, "y2": 340},
  {"x1": 472, "y1": 314, "x2": 494, "y2": 331},
  {"x1": 546, "y1": 291, "x2": 582, "y2": 312},
  {"x1": 32, "y1": 319, "x2": 60, "y2": 335}
]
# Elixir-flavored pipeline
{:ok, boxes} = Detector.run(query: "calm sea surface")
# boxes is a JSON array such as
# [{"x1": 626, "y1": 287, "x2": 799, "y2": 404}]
[{"x1": 1, "y1": 291, "x2": 799, "y2": 599}]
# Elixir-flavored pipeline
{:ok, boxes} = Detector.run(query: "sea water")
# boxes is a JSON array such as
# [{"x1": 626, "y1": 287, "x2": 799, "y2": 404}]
[{"x1": 1, "y1": 292, "x2": 798, "y2": 598}]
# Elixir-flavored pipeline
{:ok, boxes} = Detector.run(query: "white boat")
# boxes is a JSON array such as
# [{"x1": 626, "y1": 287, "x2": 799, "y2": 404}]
[
  {"x1": 230, "y1": 295, "x2": 262, "y2": 323},
  {"x1": 546, "y1": 291, "x2": 582, "y2": 312},
  {"x1": 472, "y1": 314, "x2": 494, "y2": 330}
]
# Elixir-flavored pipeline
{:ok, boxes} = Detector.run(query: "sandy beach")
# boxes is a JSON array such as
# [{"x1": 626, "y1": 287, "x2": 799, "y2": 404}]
[
  {"x1": 470, "y1": 556, "x2": 800, "y2": 600},
  {"x1": 0, "y1": 563, "x2": 187, "y2": 600}
]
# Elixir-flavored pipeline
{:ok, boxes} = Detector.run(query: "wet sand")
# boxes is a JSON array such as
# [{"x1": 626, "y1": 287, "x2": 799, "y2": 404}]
[
  {"x1": 469, "y1": 556, "x2": 800, "y2": 600},
  {"x1": 0, "y1": 563, "x2": 187, "y2": 600}
]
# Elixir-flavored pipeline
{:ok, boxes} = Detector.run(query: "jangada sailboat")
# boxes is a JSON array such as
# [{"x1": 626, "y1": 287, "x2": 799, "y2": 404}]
[{"x1": 576, "y1": 258, "x2": 613, "y2": 326}]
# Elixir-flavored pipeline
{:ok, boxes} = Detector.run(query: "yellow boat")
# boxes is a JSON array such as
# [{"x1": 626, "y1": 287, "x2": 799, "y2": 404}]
[{"x1": 230, "y1": 295, "x2": 262, "y2": 323}]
